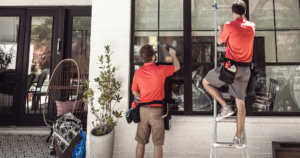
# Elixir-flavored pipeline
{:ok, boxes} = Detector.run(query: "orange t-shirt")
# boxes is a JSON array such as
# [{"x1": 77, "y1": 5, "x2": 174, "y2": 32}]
[
  {"x1": 131, "y1": 63, "x2": 175, "y2": 106},
  {"x1": 220, "y1": 17, "x2": 256, "y2": 63}
]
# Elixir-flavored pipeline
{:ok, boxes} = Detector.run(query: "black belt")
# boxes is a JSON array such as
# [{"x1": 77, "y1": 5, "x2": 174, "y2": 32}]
[
  {"x1": 138, "y1": 100, "x2": 164, "y2": 106},
  {"x1": 223, "y1": 58, "x2": 250, "y2": 67}
]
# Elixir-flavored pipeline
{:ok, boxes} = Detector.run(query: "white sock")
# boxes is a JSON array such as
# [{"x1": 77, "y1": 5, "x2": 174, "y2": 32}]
[
  {"x1": 223, "y1": 105, "x2": 229, "y2": 109},
  {"x1": 235, "y1": 136, "x2": 241, "y2": 139}
]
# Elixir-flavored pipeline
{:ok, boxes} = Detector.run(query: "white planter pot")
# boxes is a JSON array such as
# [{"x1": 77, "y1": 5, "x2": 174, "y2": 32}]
[{"x1": 90, "y1": 128, "x2": 115, "y2": 158}]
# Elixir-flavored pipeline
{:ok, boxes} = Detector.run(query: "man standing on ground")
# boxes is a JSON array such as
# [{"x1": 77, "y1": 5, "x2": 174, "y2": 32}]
[
  {"x1": 132, "y1": 45, "x2": 180, "y2": 158},
  {"x1": 202, "y1": 0, "x2": 255, "y2": 148}
]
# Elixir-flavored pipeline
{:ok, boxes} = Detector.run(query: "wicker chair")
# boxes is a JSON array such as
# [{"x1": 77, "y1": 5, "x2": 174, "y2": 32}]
[{"x1": 43, "y1": 59, "x2": 89, "y2": 142}]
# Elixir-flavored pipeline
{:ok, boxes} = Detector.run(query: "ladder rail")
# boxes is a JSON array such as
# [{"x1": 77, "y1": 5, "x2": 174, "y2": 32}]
[{"x1": 210, "y1": 1, "x2": 250, "y2": 158}]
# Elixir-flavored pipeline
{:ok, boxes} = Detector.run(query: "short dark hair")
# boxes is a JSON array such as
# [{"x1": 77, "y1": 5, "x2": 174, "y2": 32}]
[
  {"x1": 232, "y1": 0, "x2": 246, "y2": 16},
  {"x1": 139, "y1": 44, "x2": 155, "y2": 63}
]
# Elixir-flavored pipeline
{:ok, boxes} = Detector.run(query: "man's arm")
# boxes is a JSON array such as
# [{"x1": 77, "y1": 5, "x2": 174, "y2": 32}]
[
  {"x1": 217, "y1": 24, "x2": 225, "y2": 45},
  {"x1": 132, "y1": 91, "x2": 140, "y2": 98},
  {"x1": 169, "y1": 48, "x2": 180, "y2": 72}
]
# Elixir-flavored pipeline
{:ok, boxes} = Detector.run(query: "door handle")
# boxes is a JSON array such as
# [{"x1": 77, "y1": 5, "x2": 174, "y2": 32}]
[{"x1": 57, "y1": 38, "x2": 61, "y2": 55}]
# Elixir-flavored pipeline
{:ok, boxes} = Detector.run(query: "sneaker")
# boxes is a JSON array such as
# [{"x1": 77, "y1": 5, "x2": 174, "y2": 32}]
[
  {"x1": 233, "y1": 137, "x2": 246, "y2": 148},
  {"x1": 216, "y1": 106, "x2": 235, "y2": 121}
]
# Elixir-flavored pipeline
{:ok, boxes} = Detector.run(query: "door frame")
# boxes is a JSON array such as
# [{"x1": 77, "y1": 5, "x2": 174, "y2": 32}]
[
  {"x1": 0, "y1": 9, "x2": 26, "y2": 125},
  {"x1": 19, "y1": 8, "x2": 63, "y2": 126}
]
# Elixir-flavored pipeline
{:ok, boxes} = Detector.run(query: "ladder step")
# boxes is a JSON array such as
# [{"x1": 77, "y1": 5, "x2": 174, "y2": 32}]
[
  {"x1": 217, "y1": 46, "x2": 226, "y2": 52},
  {"x1": 212, "y1": 5, "x2": 232, "y2": 10},
  {"x1": 213, "y1": 142, "x2": 247, "y2": 148},
  {"x1": 217, "y1": 117, "x2": 236, "y2": 123}
]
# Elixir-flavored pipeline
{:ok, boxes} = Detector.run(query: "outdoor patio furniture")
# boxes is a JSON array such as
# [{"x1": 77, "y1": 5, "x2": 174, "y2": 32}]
[
  {"x1": 268, "y1": 78, "x2": 278, "y2": 111},
  {"x1": 28, "y1": 72, "x2": 47, "y2": 111},
  {"x1": 26, "y1": 74, "x2": 35, "y2": 111},
  {"x1": 43, "y1": 59, "x2": 89, "y2": 142}
]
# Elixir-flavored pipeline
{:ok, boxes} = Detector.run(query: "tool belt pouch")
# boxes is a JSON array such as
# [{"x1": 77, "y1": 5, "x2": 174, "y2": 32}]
[
  {"x1": 219, "y1": 66, "x2": 235, "y2": 84},
  {"x1": 162, "y1": 102, "x2": 171, "y2": 131},
  {"x1": 131, "y1": 106, "x2": 141, "y2": 123},
  {"x1": 126, "y1": 111, "x2": 133, "y2": 123}
]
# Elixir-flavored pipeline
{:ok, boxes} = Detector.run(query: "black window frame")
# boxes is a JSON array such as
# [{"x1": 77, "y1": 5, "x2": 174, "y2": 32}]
[{"x1": 130, "y1": 0, "x2": 300, "y2": 116}]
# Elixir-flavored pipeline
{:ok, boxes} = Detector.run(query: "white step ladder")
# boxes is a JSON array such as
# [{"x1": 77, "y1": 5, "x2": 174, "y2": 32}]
[{"x1": 210, "y1": 2, "x2": 250, "y2": 158}]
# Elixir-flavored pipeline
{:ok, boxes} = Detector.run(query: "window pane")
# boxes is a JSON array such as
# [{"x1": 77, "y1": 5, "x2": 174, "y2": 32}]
[
  {"x1": 135, "y1": 0, "x2": 158, "y2": 30},
  {"x1": 249, "y1": 0, "x2": 274, "y2": 29},
  {"x1": 71, "y1": 16, "x2": 91, "y2": 60},
  {"x1": 192, "y1": 0, "x2": 232, "y2": 30},
  {"x1": 169, "y1": 74, "x2": 184, "y2": 111},
  {"x1": 254, "y1": 65, "x2": 300, "y2": 112},
  {"x1": 160, "y1": 0, "x2": 183, "y2": 30},
  {"x1": 0, "y1": 17, "x2": 19, "y2": 114},
  {"x1": 27, "y1": 17, "x2": 53, "y2": 113},
  {"x1": 191, "y1": 65, "x2": 214, "y2": 111},
  {"x1": 192, "y1": 31, "x2": 277, "y2": 63},
  {"x1": 253, "y1": 31, "x2": 276, "y2": 62},
  {"x1": 275, "y1": 0, "x2": 300, "y2": 29},
  {"x1": 277, "y1": 31, "x2": 300, "y2": 62},
  {"x1": 134, "y1": 32, "x2": 158, "y2": 63},
  {"x1": 158, "y1": 31, "x2": 183, "y2": 63},
  {"x1": 192, "y1": 31, "x2": 215, "y2": 63}
]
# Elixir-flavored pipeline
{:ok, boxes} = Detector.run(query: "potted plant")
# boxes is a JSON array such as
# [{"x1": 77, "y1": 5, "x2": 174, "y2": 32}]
[
  {"x1": 0, "y1": 45, "x2": 15, "y2": 69},
  {"x1": 83, "y1": 45, "x2": 123, "y2": 158}
]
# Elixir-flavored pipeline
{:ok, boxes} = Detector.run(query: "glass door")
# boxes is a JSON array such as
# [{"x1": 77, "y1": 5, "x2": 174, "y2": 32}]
[
  {"x1": 64, "y1": 8, "x2": 91, "y2": 60},
  {"x1": 19, "y1": 9, "x2": 62, "y2": 126},
  {"x1": 0, "y1": 10, "x2": 26, "y2": 125}
]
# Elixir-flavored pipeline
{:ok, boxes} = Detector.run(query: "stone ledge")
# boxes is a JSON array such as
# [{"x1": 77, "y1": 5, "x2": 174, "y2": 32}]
[{"x1": 172, "y1": 115, "x2": 300, "y2": 124}]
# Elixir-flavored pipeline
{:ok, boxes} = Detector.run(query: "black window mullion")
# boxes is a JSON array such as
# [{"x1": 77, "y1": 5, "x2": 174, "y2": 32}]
[
  {"x1": 272, "y1": 0, "x2": 278, "y2": 62},
  {"x1": 158, "y1": 0, "x2": 160, "y2": 62},
  {"x1": 184, "y1": 0, "x2": 192, "y2": 115},
  {"x1": 129, "y1": 0, "x2": 136, "y2": 108}
]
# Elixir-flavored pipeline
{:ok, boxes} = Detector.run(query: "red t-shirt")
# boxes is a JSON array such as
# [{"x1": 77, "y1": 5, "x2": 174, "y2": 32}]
[
  {"x1": 220, "y1": 17, "x2": 256, "y2": 63},
  {"x1": 131, "y1": 63, "x2": 175, "y2": 106}
]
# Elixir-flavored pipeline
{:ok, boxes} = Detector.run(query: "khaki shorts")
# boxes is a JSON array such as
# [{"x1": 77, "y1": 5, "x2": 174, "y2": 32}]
[
  {"x1": 205, "y1": 66, "x2": 251, "y2": 101},
  {"x1": 135, "y1": 107, "x2": 165, "y2": 146}
]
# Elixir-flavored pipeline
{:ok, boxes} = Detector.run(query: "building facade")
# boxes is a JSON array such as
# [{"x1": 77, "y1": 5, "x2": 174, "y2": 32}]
[{"x1": 1, "y1": 0, "x2": 300, "y2": 158}]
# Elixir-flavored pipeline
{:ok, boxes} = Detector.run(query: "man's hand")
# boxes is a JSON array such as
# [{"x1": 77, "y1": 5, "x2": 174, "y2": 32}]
[
  {"x1": 169, "y1": 48, "x2": 176, "y2": 57},
  {"x1": 218, "y1": 24, "x2": 224, "y2": 31},
  {"x1": 169, "y1": 48, "x2": 180, "y2": 72}
]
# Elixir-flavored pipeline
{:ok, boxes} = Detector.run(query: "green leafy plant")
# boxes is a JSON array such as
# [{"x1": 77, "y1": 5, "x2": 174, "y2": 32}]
[{"x1": 83, "y1": 45, "x2": 123, "y2": 136}]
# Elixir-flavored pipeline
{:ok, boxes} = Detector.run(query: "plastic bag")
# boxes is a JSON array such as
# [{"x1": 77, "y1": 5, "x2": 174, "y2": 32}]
[{"x1": 72, "y1": 129, "x2": 86, "y2": 158}]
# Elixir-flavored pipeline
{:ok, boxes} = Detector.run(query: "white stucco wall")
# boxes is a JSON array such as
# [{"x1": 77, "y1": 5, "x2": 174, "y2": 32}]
[
  {"x1": 88, "y1": 1, "x2": 300, "y2": 158},
  {"x1": 87, "y1": 0, "x2": 131, "y2": 157},
  {"x1": 0, "y1": 0, "x2": 91, "y2": 6}
]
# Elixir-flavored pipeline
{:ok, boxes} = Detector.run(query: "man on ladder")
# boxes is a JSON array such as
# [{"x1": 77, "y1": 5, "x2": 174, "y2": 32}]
[{"x1": 202, "y1": 0, "x2": 255, "y2": 149}]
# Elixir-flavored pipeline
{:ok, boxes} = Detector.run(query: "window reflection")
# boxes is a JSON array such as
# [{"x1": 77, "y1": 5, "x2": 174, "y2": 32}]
[
  {"x1": 249, "y1": 0, "x2": 274, "y2": 29},
  {"x1": 71, "y1": 16, "x2": 91, "y2": 60},
  {"x1": 134, "y1": 32, "x2": 158, "y2": 63},
  {"x1": 27, "y1": 17, "x2": 53, "y2": 114},
  {"x1": 0, "y1": 17, "x2": 19, "y2": 114},
  {"x1": 135, "y1": 0, "x2": 158, "y2": 30},
  {"x1": 192, "y1": 0, "x2": 232, "y2": 30},
  {"x1": 275, "y1": 0, "x2": 300, "y2": 29},
  {"x1": 253, "y1": 66, "x2": 300, "y2": 112},
  {"x1": 277, "y1": 31, "x2": 300, "y2": 62},
  {"x1": 158, "y1": 32, "x2": 184, "y2": 63}
]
